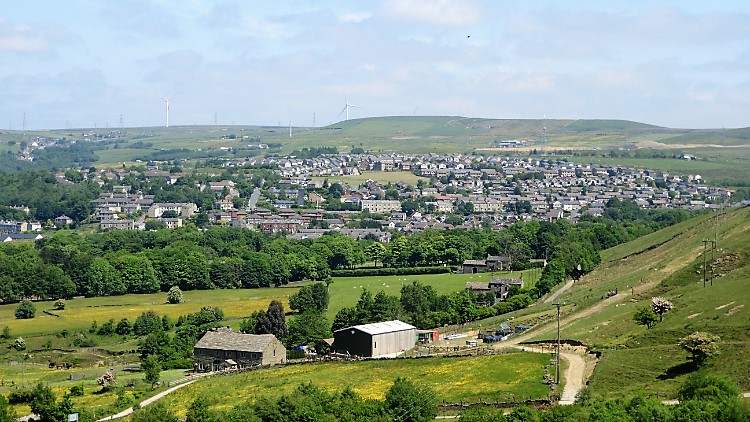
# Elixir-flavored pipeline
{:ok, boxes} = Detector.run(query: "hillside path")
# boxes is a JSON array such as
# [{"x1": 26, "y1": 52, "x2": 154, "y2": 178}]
[
  {"x1": 96, "y1": 378, "x2": 201, "y2": 421},
  {"x1": 544, "y1": 279, "x2": 574, "y2": 304}
]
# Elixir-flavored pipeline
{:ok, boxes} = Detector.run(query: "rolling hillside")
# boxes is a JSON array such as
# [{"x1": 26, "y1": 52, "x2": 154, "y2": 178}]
[{"x1": 522, "y1": 205, "x2": 750, "y2": 398}]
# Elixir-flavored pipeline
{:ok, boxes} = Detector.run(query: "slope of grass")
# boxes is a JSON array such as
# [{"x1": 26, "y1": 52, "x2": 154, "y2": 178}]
[
  {"x1": 519, "y1": 206, "x2": 750, "y2": 398},
  {"x1": 161, "y1": 352, "x2": 552, "y2": 415}
]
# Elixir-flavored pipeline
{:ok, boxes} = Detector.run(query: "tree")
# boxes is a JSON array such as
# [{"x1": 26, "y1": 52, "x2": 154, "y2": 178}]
[
  {"x1": 679, "y1": 331, "x2": 721, "y2": 366},
  {"x1": 142, "y1": 354, "x2": 162, "y2": 389},
  {"x1": 15, "y1": 300, "x2": 36, "y2": 319},
  {"x1": 96, "y1": 371, "x2": 117, "y2": 391},
  {"x1": 29, "y1": 382, "x2": 73, "y2": 422},
  {"x1": 12, "y1": 337, "x2": 26, "y2": 352},
  {"x1": 85, "y1": 257, "x2": 125, "y2": 296},
  {"x1": 285, "y1": 310, "x2": 331, "y2": 347},
  {"x1": 0, "y1": 394, "x2": 17, "y2": 422},
  {"x1": 288, "y1": 283, "x2": 329, "y2": 313},
  {"x1": 134, "y1": 310, "x2": 163, "y2": 336},
  {"x1": 167, "y1": 286, "x2": 184, "y2": 304},
  {"x1": 130, "y1": 402, "x2": 179, "y2": 422},
  {"x1": 385, "y1": 377, "x2": 437, "y2": 422},
  {"x1": 365, "y1": 242, "x2": 387, "y2": 268},
  {"x1": 633, "y1": 306, "x2": 659, "y2": 329},
  {"x1": 186, "y1": 395, "x2": 218, "y2": 422},
  {"x1": 650, "y1": 297, "x2": 673, "y2": 322},
  {"x1": 253, "y1": 301, "x2": 287, "y2": 339},
  {"x1": 115, "y1": 318, "x2": 132, "y2": 335}
]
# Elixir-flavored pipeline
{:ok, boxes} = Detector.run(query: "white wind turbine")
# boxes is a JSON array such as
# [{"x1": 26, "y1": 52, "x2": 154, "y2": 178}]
[
  {"x1": 161, "y1": 95, "x2": 175, "y2": 127},
  {"x1": 338, "y1": 99, "x2": 360, "y2": 121}
]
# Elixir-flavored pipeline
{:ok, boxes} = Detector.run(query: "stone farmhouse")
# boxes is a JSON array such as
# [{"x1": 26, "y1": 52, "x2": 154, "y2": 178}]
[{"x1": 193, "y1": 328, "x2": 286, "y2": 372}]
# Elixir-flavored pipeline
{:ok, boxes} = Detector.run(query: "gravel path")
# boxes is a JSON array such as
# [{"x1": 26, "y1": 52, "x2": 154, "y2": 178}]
[{"x1": 96, "y1": 378, "x2": 200, "y2": 421}]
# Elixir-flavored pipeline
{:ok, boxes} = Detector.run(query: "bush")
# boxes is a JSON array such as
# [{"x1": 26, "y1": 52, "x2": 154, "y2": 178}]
[
  {"x1": 72, "y1": 334, "x2": 97, "y2": 348},
  {"x1": 1, "y1": 326, "x2": 10, "y2": 340},
  {"x1": 15, "y1": 300, "x2": 36, "y2": 319},
  {"x1": 115, "y1": 318, "x2": 132, "y2": 335},
  {"x1": 7, "y1": 389, "x2": 34, "y2": 404},
  {"x1": 53, "y1": 299, "x2": 66, "y2": 310},
  {"x1": 133, "y1": 311, "x2": 163, "y2": 336},
  {"x1": 97, "y1": 319, "x2": 116, "y2": 336},
  {"x1": 677, "y1": 372, "x2": 740, "y2": 402},
  {"x1": 167, "y1": 286, "x2": 183, "y2": 304},
  {"x1": 69, "y1": 385, "x2": 84, "y2": 397}
]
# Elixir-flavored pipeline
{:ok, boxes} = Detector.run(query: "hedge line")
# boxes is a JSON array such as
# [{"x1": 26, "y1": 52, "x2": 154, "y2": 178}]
[{"x1": 331, "y1": 266, "x2": 454, "y2": 277}]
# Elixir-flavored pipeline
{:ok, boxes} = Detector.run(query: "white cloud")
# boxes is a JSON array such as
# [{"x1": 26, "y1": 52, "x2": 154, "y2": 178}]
[
  {"x1": 382, "y1": 0, "x2": 481, "y2": 27},
  {"x1": 0, "y1": 18, "x2": 64, "y2": 53},
  {"x1": 340, "y1": 12, "x2": 372, "y2": 24}
]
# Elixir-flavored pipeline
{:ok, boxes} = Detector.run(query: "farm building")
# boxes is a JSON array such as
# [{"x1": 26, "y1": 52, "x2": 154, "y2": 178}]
[
  {"x1": 193, "y1": 328, "x2": 286, "y2": 372},
  {"x1": 466, "y1": 276, "x2": 524, "y2": 304},
  {"x1": 333, "y1": 320, "x2": 417, "y2": 358}
]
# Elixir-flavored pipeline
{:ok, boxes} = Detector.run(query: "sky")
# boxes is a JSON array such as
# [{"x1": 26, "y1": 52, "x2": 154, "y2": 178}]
[{"x1": 2, "y1": 1, "x2": 750, "y2": 130}]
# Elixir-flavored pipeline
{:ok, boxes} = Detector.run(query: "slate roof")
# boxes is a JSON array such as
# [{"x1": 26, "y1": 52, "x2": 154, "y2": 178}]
[
  {"x1": 466, "y1": 282, "x2": 491, "y2": 290},
  {"x1": 194, "y1": 330, "x2": 277, "y2": 352}
]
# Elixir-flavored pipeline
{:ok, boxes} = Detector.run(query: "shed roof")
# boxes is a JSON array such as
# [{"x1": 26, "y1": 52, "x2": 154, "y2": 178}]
[
  {"x1": 335, "y1": 320, "x2": 415, "y2": 336},
  {"x1": 194, "y1": 330, "x2": 277, "y2": 352}
]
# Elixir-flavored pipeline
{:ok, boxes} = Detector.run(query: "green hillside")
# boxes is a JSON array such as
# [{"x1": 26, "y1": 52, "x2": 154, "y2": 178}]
[{"x1": 524, "y1": 206, "x2": 750, "y2": 398}]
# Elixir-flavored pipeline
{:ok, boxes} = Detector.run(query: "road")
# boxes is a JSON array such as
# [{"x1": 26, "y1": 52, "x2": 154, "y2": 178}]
[{"x1": 96, "y1": 378, "x2": 200, "y2": 421}]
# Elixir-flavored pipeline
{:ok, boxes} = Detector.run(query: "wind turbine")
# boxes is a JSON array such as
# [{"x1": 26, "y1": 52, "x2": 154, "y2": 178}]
[
  {"x1": 338, "y1": 99, "x2": 360, "y2": 121},
  {"x1": 160, "y1": 95, "x2": 175, "y2": 127}
]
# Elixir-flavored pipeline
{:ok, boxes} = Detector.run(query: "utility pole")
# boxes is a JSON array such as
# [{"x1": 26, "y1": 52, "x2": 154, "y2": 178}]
[
  {"x1": 702, "y1": 239, "x2": 708, "y2": 288},
  {"x1": 552, "y1": 302, "x2": 563, "y2": 384},
  {"x1": 702, "y1": 239, "x2": 716, "y2": 287}
]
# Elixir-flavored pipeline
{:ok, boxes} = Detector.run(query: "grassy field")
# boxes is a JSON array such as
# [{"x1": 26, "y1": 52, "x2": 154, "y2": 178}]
[
  {"x1": 313, "y1": 171, "x2": 428, "y2": 186},
  {"x1": 0, "y1": 287, "x2": 295, "y2": 339},
  {"x1": 161, "y1": 351, "x2": 552, "y2": 415}
]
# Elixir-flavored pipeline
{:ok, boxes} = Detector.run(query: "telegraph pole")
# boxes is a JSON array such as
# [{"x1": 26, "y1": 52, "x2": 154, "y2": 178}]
[
  {"x1": 552, "y1": 302, "x2": 563, "y2": 384},
  {"x1": 702, "y1": 239, "x2": 708, "y2": 288}
]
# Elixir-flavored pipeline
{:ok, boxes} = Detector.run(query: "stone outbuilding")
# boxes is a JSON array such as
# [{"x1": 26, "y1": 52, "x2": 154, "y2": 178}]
[{"x1": 193, "y1": 328, "x2": 286, "y2": 372}]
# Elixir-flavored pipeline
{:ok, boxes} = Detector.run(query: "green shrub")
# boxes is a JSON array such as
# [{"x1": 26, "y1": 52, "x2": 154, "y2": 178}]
[{"x1": 15, "y1": 300, "x2": 36, "y2": 319}]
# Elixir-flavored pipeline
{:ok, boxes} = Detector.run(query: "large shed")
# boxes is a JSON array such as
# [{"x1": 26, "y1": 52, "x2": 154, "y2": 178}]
[{"x1": 333, "y1": 320, "x2": 416, "y2": 358}]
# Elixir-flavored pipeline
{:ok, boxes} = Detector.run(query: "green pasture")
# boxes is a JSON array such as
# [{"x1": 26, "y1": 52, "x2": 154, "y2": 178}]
[
  {"x1": 313, "y1": 170, "x2": 428, "y2": 186},
  {"x1": 326, "y1": 270, "x2": 539, "y2": 321},
  {"x1": 160, "y1": 351, "x2": 552, "y2": 415},
  {"x1": 0, "y1": 287, "x2": 295, "y2": 339}
]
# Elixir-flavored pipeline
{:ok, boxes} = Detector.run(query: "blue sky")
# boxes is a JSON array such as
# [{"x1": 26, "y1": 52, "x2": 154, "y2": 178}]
[{"x1": 2, "y1": 1, "x2": 749, "y2": 129}]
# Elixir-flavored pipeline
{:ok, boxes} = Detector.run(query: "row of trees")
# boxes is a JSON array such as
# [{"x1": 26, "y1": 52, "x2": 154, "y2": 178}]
[
  {"x1": 0, "y1": 197, "x2": 692, "y2": 302},
  {"x1": 333, "y1": 282, "x2": 533, "y2": 331}
]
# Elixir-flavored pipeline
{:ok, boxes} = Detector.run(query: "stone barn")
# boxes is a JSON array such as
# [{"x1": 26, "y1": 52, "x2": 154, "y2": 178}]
[
  {"x1": 333, "y1": 320, "x2": 416, "y2": 358},
  {"x1": 193, "y1": 328, "x2": 286, "y2": 372}
]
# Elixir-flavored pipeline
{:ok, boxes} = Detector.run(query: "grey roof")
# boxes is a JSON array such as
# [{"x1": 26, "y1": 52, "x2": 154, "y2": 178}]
[
  {"x1": 335, "y1": 320, "x2": 415, "y2": 335},
  {"x1": 194, "y1": 330, "x2": 277, "y2": 352}
]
